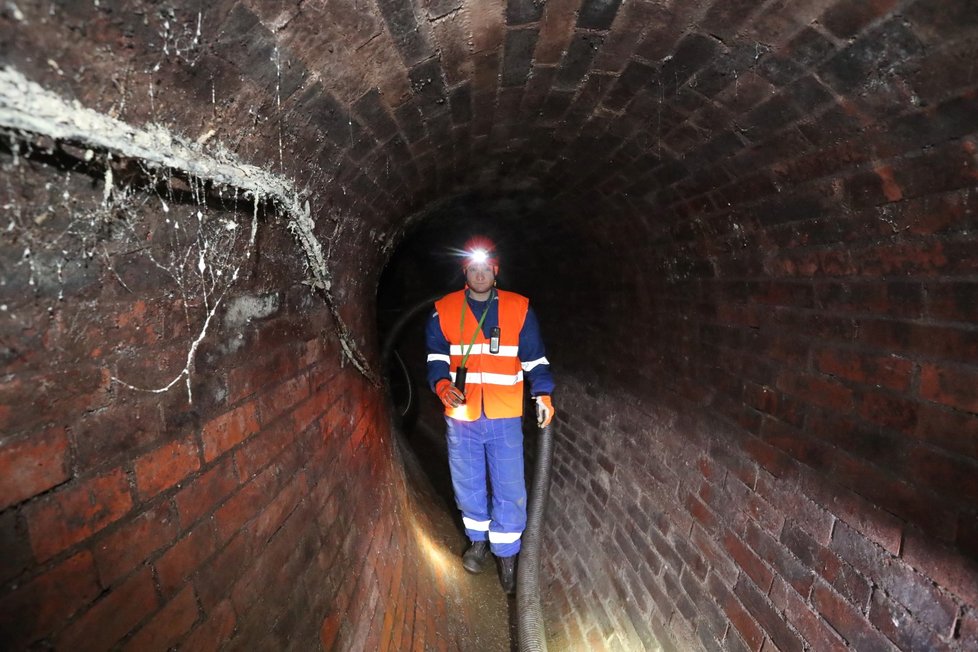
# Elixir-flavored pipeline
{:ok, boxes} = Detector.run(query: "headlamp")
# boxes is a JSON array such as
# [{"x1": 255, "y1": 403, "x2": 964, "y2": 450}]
[{"x1": 468, "y1": 249, "x2": 489, "y2": 265}]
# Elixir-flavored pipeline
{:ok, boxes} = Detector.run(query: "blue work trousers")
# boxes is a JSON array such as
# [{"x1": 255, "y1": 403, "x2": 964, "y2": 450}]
[{"x1": 446, "y1": 414, "x2": 526, "y2": 558}]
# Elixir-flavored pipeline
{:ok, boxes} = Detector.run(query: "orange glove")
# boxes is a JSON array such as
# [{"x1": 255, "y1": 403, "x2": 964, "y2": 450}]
[
  {"x1": 535, "y1": 395, "x2": 555, "y2": 427},
  {"x1": 436, "y1": 379, "x2": 465, "y2": 408}
]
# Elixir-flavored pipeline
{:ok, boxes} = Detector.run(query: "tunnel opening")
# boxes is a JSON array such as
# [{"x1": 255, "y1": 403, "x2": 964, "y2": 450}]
[{"x1": 3, "y1": 0, "x2": 978, "y2": 651}]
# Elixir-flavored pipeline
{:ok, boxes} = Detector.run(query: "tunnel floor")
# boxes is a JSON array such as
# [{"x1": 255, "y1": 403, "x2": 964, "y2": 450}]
[{"x1": 397, "y1": 414, "x2": 518, "y2": 651}]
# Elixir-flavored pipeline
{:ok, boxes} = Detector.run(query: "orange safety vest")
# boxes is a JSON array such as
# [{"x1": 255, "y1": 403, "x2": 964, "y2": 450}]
[{"x1": 435, "y1": 289, "x2": 530, "y2": 421}]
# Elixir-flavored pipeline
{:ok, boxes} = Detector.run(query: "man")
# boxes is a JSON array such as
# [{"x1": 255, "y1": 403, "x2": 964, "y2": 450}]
[{"x1": 425, "y1": 236, "x2": 555, "y2": 594}]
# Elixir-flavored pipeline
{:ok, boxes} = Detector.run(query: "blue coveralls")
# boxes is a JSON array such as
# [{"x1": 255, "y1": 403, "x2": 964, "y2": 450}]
[{"x1": 426, "y1": 292, "x2": 554, "y2": 557}]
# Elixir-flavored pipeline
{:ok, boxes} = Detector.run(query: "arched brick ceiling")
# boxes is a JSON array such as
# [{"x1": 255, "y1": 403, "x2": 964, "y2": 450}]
[{"x1": 5, "y1": 1, "x2": 972, "y2": 258}]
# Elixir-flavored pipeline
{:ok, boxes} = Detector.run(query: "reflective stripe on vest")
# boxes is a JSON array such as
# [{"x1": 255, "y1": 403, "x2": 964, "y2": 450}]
[{"x1": 435, "y1": 289, "x2": 530, "y2": 421}]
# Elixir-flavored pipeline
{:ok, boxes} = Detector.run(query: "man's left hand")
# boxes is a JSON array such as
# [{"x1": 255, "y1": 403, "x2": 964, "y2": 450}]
[{"x1": 535, "y1": 395, "x2": 555, "y2": 427}]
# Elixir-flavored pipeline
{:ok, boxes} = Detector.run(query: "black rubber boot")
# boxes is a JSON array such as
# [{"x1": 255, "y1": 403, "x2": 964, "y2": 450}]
[
  {"x1": 498, "y1": 554, "x2": 517, "y2": 594},
  {"x1": 462, "y1": 540, "x2": 490, "y2": 574}
]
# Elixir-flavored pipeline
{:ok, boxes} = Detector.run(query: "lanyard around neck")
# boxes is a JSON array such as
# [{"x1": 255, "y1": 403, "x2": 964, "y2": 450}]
[{"x1": 459, "y1": 289, "x2": 493, "y2": 368}]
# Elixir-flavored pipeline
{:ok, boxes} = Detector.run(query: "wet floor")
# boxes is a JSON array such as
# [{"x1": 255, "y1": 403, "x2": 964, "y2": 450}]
[{"x1": 397, "y1": 418, "x2": 517, "y2": 651}]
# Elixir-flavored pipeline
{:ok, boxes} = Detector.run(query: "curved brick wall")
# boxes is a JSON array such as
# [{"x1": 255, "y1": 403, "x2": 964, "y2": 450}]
[{"x1": 3, "y1": 0, "x2": 978, "y2": 651}]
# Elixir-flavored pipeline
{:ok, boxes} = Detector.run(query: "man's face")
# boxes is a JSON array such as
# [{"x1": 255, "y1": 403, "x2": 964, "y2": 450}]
[{"x1": 465, "y1": 262, "x2": 495, "y2": 294}]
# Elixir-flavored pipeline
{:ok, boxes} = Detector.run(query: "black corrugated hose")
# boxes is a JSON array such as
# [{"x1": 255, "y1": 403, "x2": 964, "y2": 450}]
[
  {"x1": 517, "y1": 419, "x2": 553, "y2": 651},
  {"x1": 381, "y1": 295, "x2": 552, "y2": 651}
]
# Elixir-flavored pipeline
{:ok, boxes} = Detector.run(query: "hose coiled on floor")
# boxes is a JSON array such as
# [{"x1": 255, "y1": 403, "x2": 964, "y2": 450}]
[{"x1": 517, "y1": 421, "x2": 553, "y2": 652}]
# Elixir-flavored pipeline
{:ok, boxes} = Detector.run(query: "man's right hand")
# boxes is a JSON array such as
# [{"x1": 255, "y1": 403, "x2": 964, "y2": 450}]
[{"x1": 436, "y1": 379, "x2": 465, "y2": 408}]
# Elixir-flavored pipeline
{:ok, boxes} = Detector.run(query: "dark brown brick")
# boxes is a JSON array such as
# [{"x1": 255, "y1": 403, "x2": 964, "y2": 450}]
[
  {"x1": 94, "y1": 502, "x2": 179, "y2": 586},
  {"x1": 830, "y1": 522, "x2": 958, "y2": 635},
  {"x1": 811, "y1": 580, "x2": 899, "y2": 652},
  {"x1": 822, "y1": 0, "x2": 899, "y2": 38},
  {"x1": 156, "y1": 521, "x2": 218, "y2": 596},
  {"x1": 0, "y1": 428, "x2": 70, "y2": 510},
  {"x1": 214, "y1": 465, "x2": 279, "y2": 543},
  {"x1": 26, "y1": 468, "x2": 134, "y2": 562},
  {"x1": 0, "y1": 552, "x2": 100, "y2": 649},
  {"x1": 501, "y1": 28, "x2": 538, "y2": 88},
  {"x1": 122, "y1": 585, "x2": 199, "y2": 652},
  {"x1": 56, "y1": 567, "x2": 159, "y2": 651},
  {"x1": 919, "y1": 362, "x2": 978, "y2": 413},
  {"x1": 174, "y1": 456, "x2": 239, "y2": 528},
  {"x1": 777, "y1": 578, "x2": 849, "y2": 652},
  {"x1": 182, "y1": 599, "x2": 236, "y2": 651},
  {"x1": 734, "y1": 575, "x2": 804, "y2": 652}
]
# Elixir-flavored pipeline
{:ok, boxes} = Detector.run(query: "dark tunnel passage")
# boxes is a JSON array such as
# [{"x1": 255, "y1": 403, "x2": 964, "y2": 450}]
[{"x1": 2, "y1": 1, "x2": 978, "y2": 650}]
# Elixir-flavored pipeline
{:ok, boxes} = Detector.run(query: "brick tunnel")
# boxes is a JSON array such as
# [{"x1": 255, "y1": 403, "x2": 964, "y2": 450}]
[{"x1": 1, "y1": 0, "x2": 977, "y2": 650}]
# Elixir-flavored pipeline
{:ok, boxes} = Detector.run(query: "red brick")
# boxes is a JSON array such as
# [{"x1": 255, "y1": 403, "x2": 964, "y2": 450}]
[
  {"x1": 811, "y1": 581, "x2": 899, "y2": 651},
  {"x1": 743, "y1": 384, "x2": 804, "y2": 427},
  {"x1": 293, "y1": 387, "x2": 332, "y2": 434},
  {"x1": 723, "y1": 530, "x2": 774, "y2": 593},
  {"x1": 0, "y1": 428, "x2": 71, "y2": 510},
  {"x1": 174, "y1": 457, "x2": 239, "y2": 528},
  {"x1": 94, "y1": 502, "x2": 179, "y2": 586},
  {"x1": 726, "y1": 475, "x2": 785, "y2": 535},
  {"x1": 919, "y1": 362, "x2": 978, "y2": 412},
  {"x1": 855, "y1": 390, "x2": 918, "y2": 433},
  {"x1": 134, "y1": 435, "x2": 201, "y2": 499},
  {"x1": 826, "y1": 452, "x2": 956, "y2": 541},
  {"x1": 744, "y1": 521, "x2": 813, "y2": 597},
  {"x1": 733, "y1": 576, "x2": 803, "y2": 652},
  {"x1": 181, "y1": 599, "x2": 236, "y2": 650},
  {"x1": 233, "y1": 421, "x2": 294, "y2": 480},
  {"x1": 258, "y1": 373, "x2": 310, "y2": 425},
  {"x1": 815, "y1": 349, "x2": 913, "y2": 391},
  {"x1": 0, "y1": 552, "x2": 100, "y2": 649},
  {"x1": 300, "y1": 337, "x2": 325, "y2": 368},
  {"x1": 214, "y1": 466, "x2": 279, "y2": 543},
  {"x1": 156, "y1": 520, "x2": 218, "y2": 596},
  {"x1": 691, "y1": 524, "x2": 739, "y2": 586},
  {"x1": 252, "y1": 473, "x2": 306, "y2": 546},
  {"x1": 780, "y1": 523, "x2": 871, "y2": 610},
  {"x1": 122, "y1": 585, "x2": 199, "y2": 652},
  {"x1": 26, "y1": 468, "x2": 134, "y2": 562},
  {"x1": 321, "y1": 610, "x2": 341, "y2": 649},
  {"x1": 227, "y1": 350, "x2": 299, "y2": 404},
  {"x1": 777, "y1": 578, "x2": 848, "y2": 652},
  {"x1": 57, "y1": 566, "x2": 159, "y2": 651},
  {"x1": 687, "y1": 492, "x2": 718, "y2": 532},
  {"x1": 201, "y1": 402, "x2": 260, "y2": 462}
]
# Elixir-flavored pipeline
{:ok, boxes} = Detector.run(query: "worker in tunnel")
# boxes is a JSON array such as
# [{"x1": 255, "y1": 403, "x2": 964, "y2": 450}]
[{"x1": 425, "y1": 236, "x2": 555, "y2": 594}]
